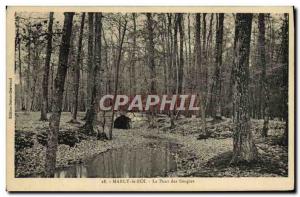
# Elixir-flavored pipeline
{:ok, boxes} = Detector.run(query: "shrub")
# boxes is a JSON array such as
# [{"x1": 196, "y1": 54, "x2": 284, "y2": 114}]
[
  {"x1": 15, "y1": 130, "x2": 34, "y2": 151},
  {"x1": 37, "y1": 129, "x2": 86, "y2": 147}
]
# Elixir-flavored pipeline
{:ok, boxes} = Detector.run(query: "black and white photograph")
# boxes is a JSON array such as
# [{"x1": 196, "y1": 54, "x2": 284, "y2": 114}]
[{"x1": 6, "y1": 6, "x2": 295, "y2": 192}]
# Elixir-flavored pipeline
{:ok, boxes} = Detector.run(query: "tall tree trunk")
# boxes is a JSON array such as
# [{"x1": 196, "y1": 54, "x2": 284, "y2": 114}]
[
  {"x1": 167, "y1": 14, "x2": 173, "y2": 95},
  {"x1": 44, "y1": 12, "x2": 74, "y2": 177},
  {"x1": 213, "y1": 13, "x2": 224, "y2": 119},
  {"x1": 30, "y1": 48, "x2": 39, "y2": 111},
  {"x1": 281, "y1": 14, "x2": 289, "y2": 146},
  {"x1": 258, "y1": 14, "x2": 269, "y2": 137},
  {"x1": 18, "y1": 27, "x2": 25, "y2": 110},
  {"x1": 195, "y1": 14, "x2": 206, "y2": 133},
  {"x1": 166, "y1": 14, "x2": 175, "y2": 128},
  {"x1": 146, "y1": 13, "x2": 156, "y2": 94},
  {"x1": 206, "y1": 14, "x2": 214, "y2": 55},
  {"x1": 172, "y1": 14, "x2": 180, "y2": 96},
  {"x1": 83, "y1": 13, "x2": 94, "y2": 120},
  {"x1": 40, "y1": 12, "x2": 54, "y2": 120},
  {"x1": 187, "y1": 14, "x2": 192, "y2": 91},
  {"x1": 207, "y1": 14, "x2": 214, "y2": 117},
  {"x1": 178, "y1": 14, "x2": 184, "y2": 94},
  {"x1": 146, "y1": 13, "x2": 157, "y2": 128},
  {"x1": 130, "y1": 13, "x2": 137, "y2": 95},
  {"x1": 170, "y1": 14, "x2": 179, "y2": 127},
  {"x1": 26, "y1": 24, "x2": 32, "y2": 111},
  {"x1": 70, "y1": 13, "x2": 85, "y2": 123},
  {"x1": 202, "y1": 13, "x2": 207, "y2": 60},
  {"x1": 202, "y1": 13, "x2": 207, "y2": 95},
  {"x1": 109, "y1": 17, "x2": 128, "y2": 140},
  {"x1": 231, "y1": 13, "x2": 258, "y2": 163},
  {"x1": 16, "y1": 17, "x2": 25, "y2": 110},
  {"x1": 83, "y1": 13, "x2": 102, "y2": 135},
  {"x1": 195, "y1": 14, "x2": 201, "y2": 94},
  {"x1": 49, "y1": 62, "x2": 54, "y2": 112},
  {"x1": 161, "y1": 15, "x2": 168, "y2": 93}
]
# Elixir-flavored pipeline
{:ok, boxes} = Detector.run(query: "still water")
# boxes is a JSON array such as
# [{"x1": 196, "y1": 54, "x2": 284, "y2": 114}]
[{"x1": 54, "y1": 141, "x2": 179, "y2": 178}]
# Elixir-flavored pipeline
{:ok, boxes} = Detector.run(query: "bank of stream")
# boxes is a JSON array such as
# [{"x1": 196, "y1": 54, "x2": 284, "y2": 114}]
[
  {"x1": 15, "y1": 112, "x2": 288, "y2": 178},
  {"x1": 55, "y1": 140, "x2": 180, "y2": 178}
]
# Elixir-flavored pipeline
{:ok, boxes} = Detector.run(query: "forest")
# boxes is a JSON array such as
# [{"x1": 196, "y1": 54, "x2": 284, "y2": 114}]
[{"x1": 14, "y1": 12, "x2": 289, "y2": 178}]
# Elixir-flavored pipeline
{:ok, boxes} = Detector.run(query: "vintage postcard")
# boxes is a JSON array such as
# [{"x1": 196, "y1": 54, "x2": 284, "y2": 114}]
[{"x1": 6, "y1": 6, "x2": 295, "y2": 191}]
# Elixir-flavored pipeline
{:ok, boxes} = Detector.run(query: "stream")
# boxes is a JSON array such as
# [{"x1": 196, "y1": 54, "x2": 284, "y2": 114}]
[{"x1": 54, "y1": 140, "x2": 179, "y2": 178}]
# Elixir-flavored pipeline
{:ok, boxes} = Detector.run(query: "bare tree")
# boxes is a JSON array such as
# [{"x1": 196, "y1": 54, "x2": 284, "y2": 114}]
[
  {"x1": 195, "y1": 14, "x2": 207, "y2": 134},
  {"x1": 40, "y1": 12, "x2": 54, "y2": 120},
  {"x1": 146, "y1": 13, "x2": 156, "y2": 94},
  {"x1": 83, "y1": 13, "x2": 94, "y2": 120},
  {"x1": 167, "y1": 13, "x2": 173, "y2": 95},
  {"x1": 45, "y1": 12, "x2": 74, "y2": 177},
  {"x1": 69, "y1": 13, "x2": 86, "y2": 123},
  {"x1": 83, "y1": 13, "x2": 102, "y2": 135},
  {"x1": 25, "y1": 22, "x2": 32, "y2": 111},
  {"x1": 281, "y1": 14, "x2": 289, "y2": 146},
  {"x1": 213, "y1": 13, "x2": 224, "y2": 119},
  {"x1": 15, "y1": 16, "x2": 25, "y2": 110},
  {"x1": 129, "y1": 13, "x2": 137, "y2": 95},
  {"x1": 108, "y1": 16, "x2": 128, "y2": 140},
  {"x1": 146, "y1": 13, "x2": 158, "y2": 128},
  {"x1": 257, "y1": 13, "x2": 269, "y2": 137},
  {"x1": 178, "y1": 13, "x2": 184, "y2": 94},
  {"x1": 231, "y1": 13, "x2": 258, "y2": 163}
]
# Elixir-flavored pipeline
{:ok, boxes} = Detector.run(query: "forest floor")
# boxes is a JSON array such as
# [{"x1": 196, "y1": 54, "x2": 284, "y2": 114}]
[{"x1": 15, "y1": 111, "x2": 288, "y2": 177}]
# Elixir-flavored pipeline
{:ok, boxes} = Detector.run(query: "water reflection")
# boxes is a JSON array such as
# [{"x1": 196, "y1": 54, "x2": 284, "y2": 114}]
[{"x1": 55, "y1": 141, "x2": 178, "y2": 178}]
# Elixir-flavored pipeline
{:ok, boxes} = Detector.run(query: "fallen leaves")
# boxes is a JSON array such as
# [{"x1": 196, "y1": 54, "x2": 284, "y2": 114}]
[{"x1": 15, "y1": 112, "x2": 288, "y2": 178}]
